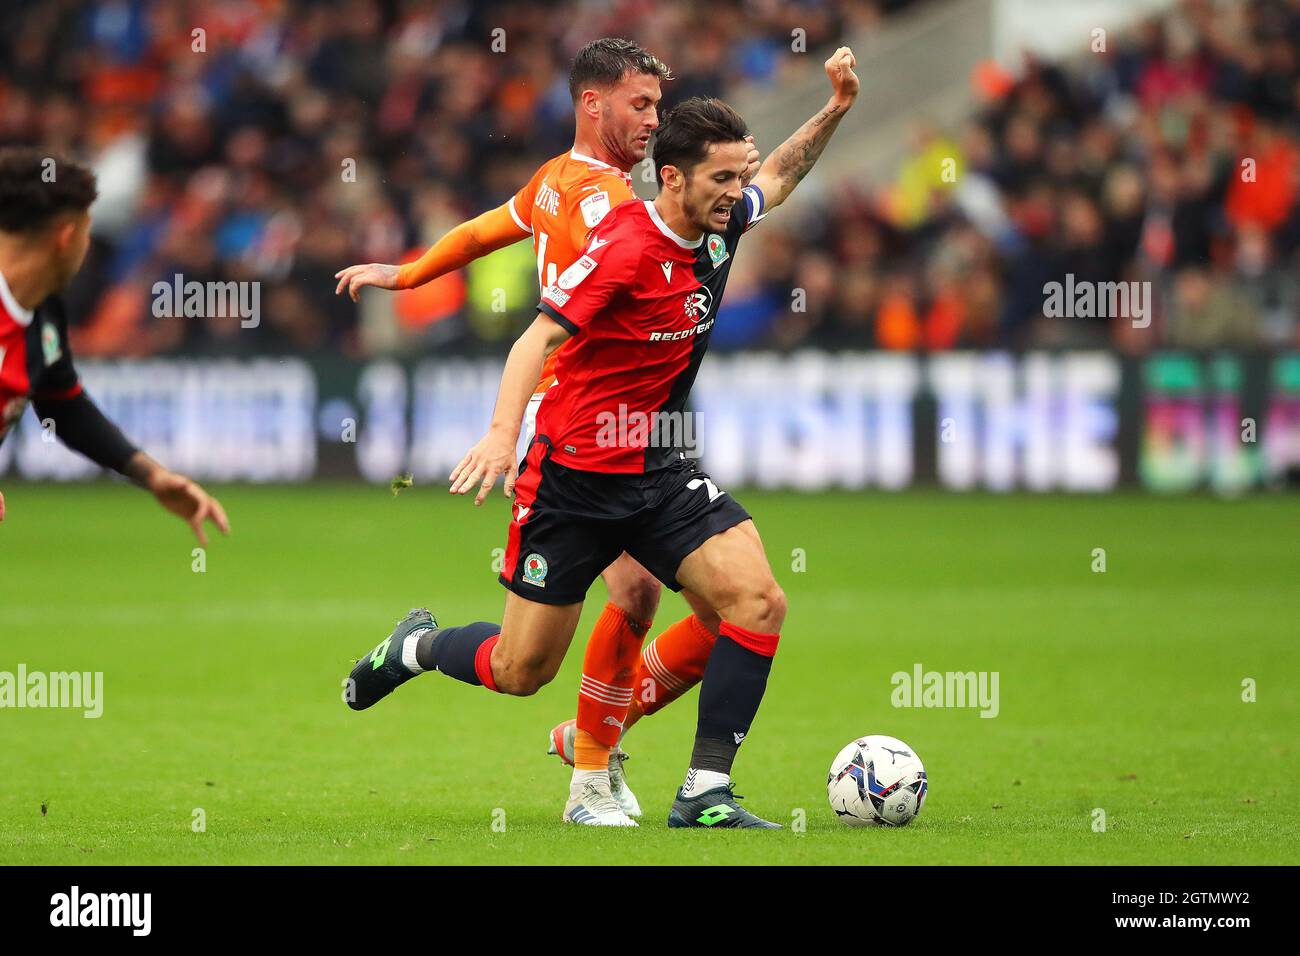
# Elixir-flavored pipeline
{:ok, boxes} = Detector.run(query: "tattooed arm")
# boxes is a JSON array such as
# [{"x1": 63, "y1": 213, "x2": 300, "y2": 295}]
[{"x1": 750, "y1": 46, "x2": 859, "y2": 212}]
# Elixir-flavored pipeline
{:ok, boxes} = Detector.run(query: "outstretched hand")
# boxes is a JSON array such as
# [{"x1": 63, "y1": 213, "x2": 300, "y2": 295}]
[
  {"x1": 334, "y1": 263, "x2": 400, "y2": 302},
  {"x1": 449, "y1": 428, "x2": 519, "y2": 506},
  {"x1": 147, "y1": 470, "x2": 230, "y2": 547}
]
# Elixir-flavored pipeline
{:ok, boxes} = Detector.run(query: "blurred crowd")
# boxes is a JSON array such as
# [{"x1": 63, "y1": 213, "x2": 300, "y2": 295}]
[
  {"x1": 761, "y1": 0, "x2": 1300, "y2": 352},
  {"x1": 0, "y1": 0, "x2": 887, "y2": 356},
  {"x1": 1, "y1": 0, "x2": 1297, "y2": 357}
]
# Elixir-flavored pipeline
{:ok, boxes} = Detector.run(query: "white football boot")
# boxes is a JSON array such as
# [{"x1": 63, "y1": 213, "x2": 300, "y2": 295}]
[
  {"x1": 548, "y1": 718, "x2": 642, "y2": 818},
  {"x1": 608, "y1": 747, "x2": 642, "y2": 818},
  {"x1": 563, "y1": 772, "x2": 638, "y2": 827}
]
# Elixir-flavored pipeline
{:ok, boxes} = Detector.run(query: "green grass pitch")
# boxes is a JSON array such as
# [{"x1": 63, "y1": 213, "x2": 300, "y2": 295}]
[{"x1": 1, "y1": 482, "x2": 1296, "y2": 865}]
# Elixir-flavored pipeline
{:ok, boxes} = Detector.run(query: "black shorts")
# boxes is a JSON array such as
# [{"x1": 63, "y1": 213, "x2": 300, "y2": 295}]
[{"x1": 499, "y1": 438, "x2": 751, "y2": 606}]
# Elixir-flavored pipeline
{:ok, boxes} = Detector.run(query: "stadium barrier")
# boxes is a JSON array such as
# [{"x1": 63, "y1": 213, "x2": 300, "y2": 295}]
[{"x1": 2, "y1": 351, "x2": 1297, "y2": 493}]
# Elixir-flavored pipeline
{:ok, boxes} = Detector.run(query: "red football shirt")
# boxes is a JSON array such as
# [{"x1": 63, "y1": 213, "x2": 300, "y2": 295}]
[
  {"x1": 0, "y1": 272, "x2": 82, "y2": 446},
  {"x1": 535, "y1": 186, "x2": 766, "y2": 473}
]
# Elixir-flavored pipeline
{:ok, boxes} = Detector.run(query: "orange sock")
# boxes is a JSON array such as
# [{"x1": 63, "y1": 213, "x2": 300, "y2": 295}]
[
  {"x1": 573, "y1": 729, "x2": 609, "y2": 771},
  {"x1": 630, "y1": 614, "x2": 716, "y2": 720},
  {"x1": 575, "y1": 602, "x2": 649, "y2": 763}
]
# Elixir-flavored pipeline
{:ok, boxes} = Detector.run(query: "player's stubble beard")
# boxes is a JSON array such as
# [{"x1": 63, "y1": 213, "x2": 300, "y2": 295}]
[
  {"x1": 681, "y1": 176, "x2": 722, "y2": 236},
  {"x1": 597, "y1": 104, "x2": 646, "y2": 172}
]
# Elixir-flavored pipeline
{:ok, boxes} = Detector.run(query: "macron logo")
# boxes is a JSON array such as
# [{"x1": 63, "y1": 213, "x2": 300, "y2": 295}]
[
  {"x1": 587, "y1": 236, "x2": 609, "y2": 252},
  {"x1": 50, "y1": 886, "x2": 151, "y2": 936},
  {"x1": 733, "y1": 732, "x2": 746, "y2": 745},
  {"x1": 661, "y1": 261, "x2": 673, "y2": 283}
]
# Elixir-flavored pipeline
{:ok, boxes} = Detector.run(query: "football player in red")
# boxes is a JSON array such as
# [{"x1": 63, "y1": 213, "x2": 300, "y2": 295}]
[
  {"x1": 0, "y1": 147, "x2": 229, "y2": 545},
  {"x1": 337, "y1": 39, "x2": 759, "y2": 824},
  {"x1": 346, "y1": 48, "x2": 859, "y2": 827}
]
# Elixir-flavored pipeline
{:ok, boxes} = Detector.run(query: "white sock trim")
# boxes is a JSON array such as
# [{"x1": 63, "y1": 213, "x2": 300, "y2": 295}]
[
  {"x1": 401, "y1": 630, "x2": 429, "y2": 673},
  {"x1": 681, "y1": 768, "x2": 729, "y2": 798}
]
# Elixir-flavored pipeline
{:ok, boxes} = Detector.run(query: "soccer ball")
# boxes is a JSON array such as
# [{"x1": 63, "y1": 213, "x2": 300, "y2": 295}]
[{"x1": 827, "y1": 735, "x2": 927, "y2": 827}]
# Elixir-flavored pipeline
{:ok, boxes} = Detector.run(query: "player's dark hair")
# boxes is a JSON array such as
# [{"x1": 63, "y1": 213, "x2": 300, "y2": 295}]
[
  {"x1": 651, "y1": 97, "x2": 749, "y2": 187},
  {"x1": 568, "y1": 37, "x2": 672, "y2": 104},
  {"x1": 0, "y1": 146, "x2": 98, "y2": 234}
]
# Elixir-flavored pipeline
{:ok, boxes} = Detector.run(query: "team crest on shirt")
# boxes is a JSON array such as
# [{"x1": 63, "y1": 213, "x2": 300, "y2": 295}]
[
  {"x1": 41, "y1": 322, "x2": 62, "y2": 365},
  {"x1": 522, "y1": 553, "x2": 549, "y2": 587},
  {"x1": 707, "y1": 234, "x2": 729, "y2": 268}
]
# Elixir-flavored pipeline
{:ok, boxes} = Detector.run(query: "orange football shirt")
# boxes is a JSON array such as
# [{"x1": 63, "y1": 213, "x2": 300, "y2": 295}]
[{"x1": 509, "y1": 150, "x2": 636, "y2": 391}]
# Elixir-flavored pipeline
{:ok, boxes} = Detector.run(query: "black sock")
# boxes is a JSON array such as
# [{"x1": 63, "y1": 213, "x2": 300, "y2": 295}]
[
  {"x1": 690, "y1": 626, "x2": 778, "y2": 775},
  {"x1": 415, "y1": 622, "x2": 499, "y2": 687}
]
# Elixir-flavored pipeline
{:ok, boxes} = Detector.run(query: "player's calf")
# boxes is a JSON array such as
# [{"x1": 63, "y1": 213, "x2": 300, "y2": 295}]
[
  {"x1": 490, "y1": 645, "x2": 562, "y2": 696},
  {"x1": 489, "y1": 593, "x2": 585, "y2": 696},
  {"x1": 493, "y1": 667, "x2": 546, "y2": 696}
]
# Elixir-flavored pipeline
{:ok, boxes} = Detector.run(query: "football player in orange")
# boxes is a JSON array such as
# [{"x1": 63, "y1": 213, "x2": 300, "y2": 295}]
[{"x1": 335, "y1": 38, "x2": 757, "y2": 825}]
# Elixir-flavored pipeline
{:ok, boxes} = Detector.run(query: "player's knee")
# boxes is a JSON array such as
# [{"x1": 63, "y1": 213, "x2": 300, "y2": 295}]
[
  {"x1": 755, "y1": 580, "x2": 787, "y2": 634},
  {"x1": 733, "y1": 578, "x2": 786, "y2": 635},
  {"x1": 605, "y1": 563, "x2": 662, "y2": 623}
]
